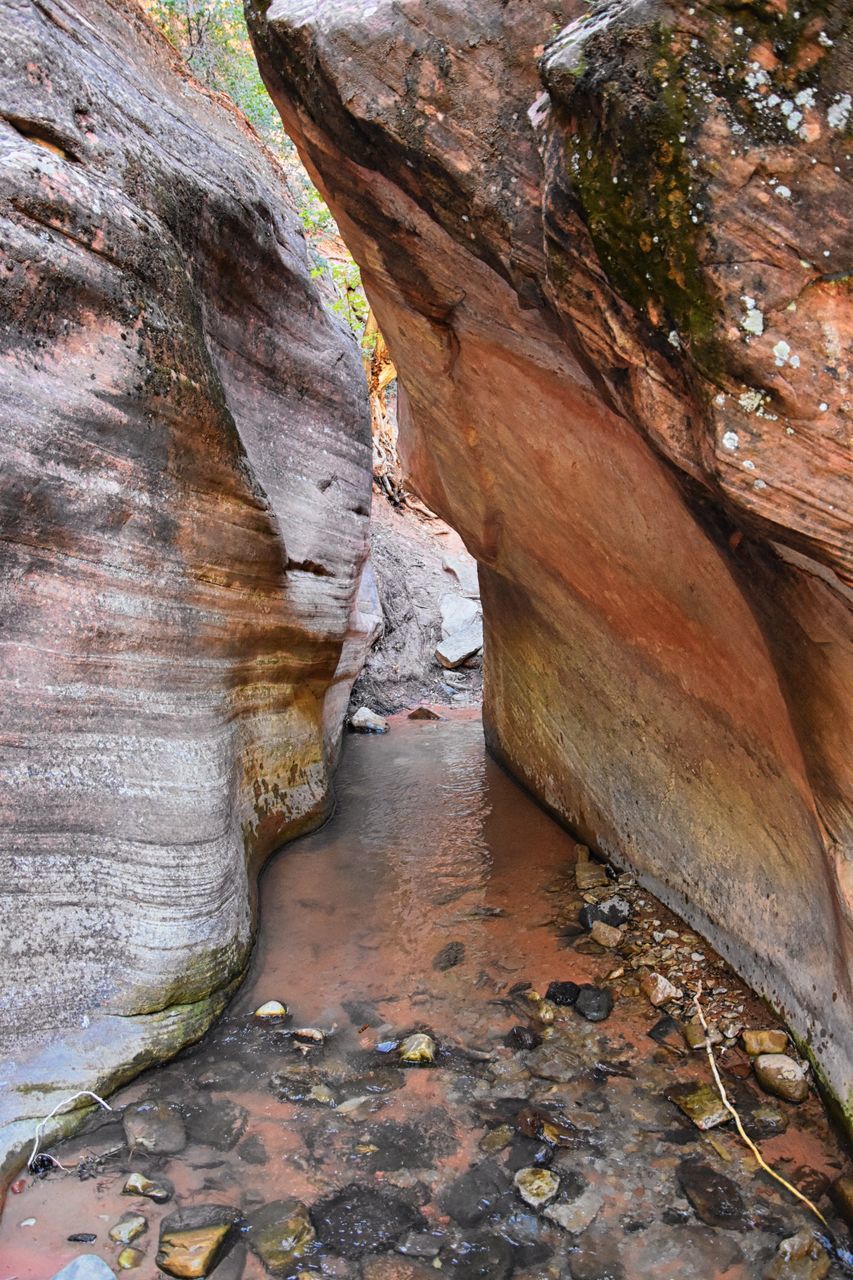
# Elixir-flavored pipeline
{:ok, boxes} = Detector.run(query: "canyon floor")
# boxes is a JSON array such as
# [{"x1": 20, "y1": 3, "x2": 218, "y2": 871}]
[{"x1": 2, "y1": 716, "x2": 850, "y2": 1280}]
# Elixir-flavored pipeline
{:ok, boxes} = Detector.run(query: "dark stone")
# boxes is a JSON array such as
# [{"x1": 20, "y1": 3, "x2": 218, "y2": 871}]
[
  {"x1": 183, "y1": 1097, "x2": 249, "y2": 1151},
  {"x1": 575, "y1": 986, "x2": 613, "y2": 1022},
  {"x1": 237, "y1": 1134, "x2": 268, "y2": 1166},
  {"x1": 313, "y1": 1184, "x2": 424, "y2": 1258},
  {"x1": 433, "y1": 941, "x2": 466, "y2": 971},
  {"x1": 676, "y1": 1159, "x2": 749, "y2": 1229},
  {"x1": 578, "y1": 896, "x2": 631, "y2": 931},
  {"x1": 360, "y1": 1120, "x2": 455, "y2": 1172},
  {"x1": 247, "y1": 1199, "x2": 315, "y2": 1274},
  {"x1": 545, "y1": 981, "x2": 580, "y2": 1007},
  {"x1": 440, "y1": 1233, "x2": 515, "y2": 1279},
  {"x1": 67, "y1": 1233, "x2": 97, "y2": 1243},
  {"x1": 505, "y1": 1025, "x2": 542, "y2": 1051},
  {"x1": 506, "y1": 1136, "x2": 554, "y2": 1172},
  {"x1": 569, "y1": 1225, "x2": 625, "y2": 1279},
  {"x1": 438, "y1": 1164, "x2": 511, "y2": 1226}
]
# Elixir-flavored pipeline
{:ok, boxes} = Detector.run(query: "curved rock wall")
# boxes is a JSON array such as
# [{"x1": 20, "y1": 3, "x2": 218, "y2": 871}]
[
  {"x1": 0, "y1": 0, "x2": 372, "y2": 1174},
  {"x1": 249, "y1": 0, "x2": 852, "y2": 1128}
]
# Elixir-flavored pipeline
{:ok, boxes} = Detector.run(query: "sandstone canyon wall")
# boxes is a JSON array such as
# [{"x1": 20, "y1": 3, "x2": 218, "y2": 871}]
[
  {"x1": 0, "y1": 0, "x2": 373, "y2": 1174},
  {"x1": 249, "y1": 0, "x2": 852, "y2": 1128}
]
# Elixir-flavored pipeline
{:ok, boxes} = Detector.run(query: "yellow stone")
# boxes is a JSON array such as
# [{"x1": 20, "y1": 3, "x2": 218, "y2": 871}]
[
  {"x1": 741, "y1": 1028, "x2": 788, "y2": 1056},
  {"x1": 398, "y1": 1032, "x2": 436, "y2": 1063},
  {"x1": 117, "y1": 1247, "x2": 145, "y2": 1270},
  {"x1": 156, "y1": 1223, "x2": 232, "y2": 1278},
  {"x1": 254, "y1": 1000, "x2": 287, "y2": 1019}
]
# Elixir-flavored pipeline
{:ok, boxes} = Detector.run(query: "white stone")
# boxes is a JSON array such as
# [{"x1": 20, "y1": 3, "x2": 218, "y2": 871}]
[
  {"x1": 442, "y1": 553, "x2": 480, "y2": 598},
  {"x1": 439, "y1": 593, "x2": 480, "y2": 639},
  {"x1": 435, "y1": 620, "x2": 483, "y2": 670},
  {"x1": 544, "y1": 1188, "x2": 603, "y2": 1233},
  {"x1": 350, "y1": 706, "x2": 389, "y2": 733},
  {"x1": 254, "y1": 1000, "x2": 287, "y2": 1019}
]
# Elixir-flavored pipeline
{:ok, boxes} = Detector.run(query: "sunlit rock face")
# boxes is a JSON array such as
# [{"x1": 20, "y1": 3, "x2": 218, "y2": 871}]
[
  {"x1": 0, "y1": 0, "x2": 372, "y2": 1173},
  {"x1": 250, "y1": 0, "x2": 852, "y2": 1126}
]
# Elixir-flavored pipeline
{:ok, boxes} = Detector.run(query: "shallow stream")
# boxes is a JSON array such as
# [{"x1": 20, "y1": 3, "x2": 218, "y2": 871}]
[{"x1": 2, "y1": 715, "x2": 849, "y2": 1279}]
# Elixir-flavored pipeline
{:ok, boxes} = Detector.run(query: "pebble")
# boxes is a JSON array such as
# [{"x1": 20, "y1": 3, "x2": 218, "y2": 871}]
[
  {"x1": 742, "y1": 1028, "x2": 788, "y2": 1055},
  {"x1": 108, "y1": 1213, "x2": 147, "y2": 1245},
  {"x1": 254, "y1": 1000, "x2": 288, "y2": 1019},
  {"x1": 676, "y1": 1158, "x2": 747, "y2": 1229},
  {"x1": 399, "y1": 1032, "x2": 436, "y2": 1064},
  {"x1": 764, "y1": 1230, "x2": 830, "y2": 1280},
  {"x1": 575, "y1": 985, "x2": 613, "y2": 1022},
  {"x1": 513, "y1": 1166, "x2": 560, "y2": 1208},
  {"x1": 123, "y1": 1172, "x2": 172, "y2": 1203},
  {"x1": 574, "y1": 847, "x2": 609, "y2": 890},
  {"x1": 753, "y1": 1053, "x2": 809, "y2": 1103},
  {"x1": 247, "y1": 1199, "x2": 315, "y2": 1273},
  {"x1": 641, "y1": 971, "x2": 682, "y2": 1006},
  {"x1": 579, "y1": 895, "x2": 631, "y2": 930},
  {"x1": 544, "y1": 1188, "x2": 602, "y2": 1233},
  {"x1": 590, "y1": 920, "x2": 622, "y2": 948},
  {"x1": 668, "y1": 1082, "x2": 730, "y2": 1130},
  {"x1": 505, "y1": 1025, "x2": 542, "y2": 1051},
  {"x1": 408, "y1": 706, "x2": 441, "y2": 720},
  {"x1": 116, "y1": 1247, "x2": 144, "y2": 1270},
  {"x1": 544, "y1": 981, "x2": 578, "y2": 1007},
  {"x1": 349, "y1": 706, "x2": 389, "y2": 733}
]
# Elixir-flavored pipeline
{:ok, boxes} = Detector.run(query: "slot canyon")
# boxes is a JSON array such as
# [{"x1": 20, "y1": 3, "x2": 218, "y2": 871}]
[{"x1": 0, "y1": 0, "x2": 850, "y2": 1277}]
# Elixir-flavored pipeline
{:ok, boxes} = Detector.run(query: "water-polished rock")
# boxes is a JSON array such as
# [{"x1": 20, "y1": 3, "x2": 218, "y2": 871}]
[
  {"x1": 156, "y1": 1206, "x2": 240, "y2": 1279},
  {"x1": 108, "y1": 1214, "x2": 147, "y2": 1246},
  {"x1": 764, "y1": 1231, "x2": 830, "y2": 1280},
  {"x1": 439, "y1": 1233, "x2": 514, "y2": 1280},
  {"x1": 544, "y1": 981, "x2": 579, "y2": 1007},
  {"x1": 514, "y1": 1166, "x2": 560, "y2": 1208},
  {"x1": 829, "y1": 1173, "x2": 853, "y2": 1229},
  {"x1": 742, "y1": 1029, "x2": 788, "y2": 1056},
  {"x1": 753, "y1": 1054, "x2": 809, "y2": 1103},
  {"x1": 183, "y1": 1097, "x2": 249, "y2": 1151},
  {"x1": 350, "y1": 707, "x2": 390, "y2": 734},
  {"x1": 254, "y1": 1001, "x2": 288, "y2": 1020},
  {"x1": 668, "y1": 1083, "x2": 730, "y2": 1131},
  {"x1": 545, "y1": 1187, "x2": 603, "y2": 1234},
  {"x1": 676, "y1": 1159, "x2": 748, "y2": 1229},
  {"x1": 575, "y1": 985, "x2": 613, "y2": 1022},
  {"x1": 123, "y1": 1172, "x2": 172, "y2": 1204},
  {"x1": 398, "y1": 1033, "x2": 436, "y2": 1064},
  {"x1": 116, "y1": 1248, "x2": 144, "y2": 1271},
  {"x1": 505, "y1": 1025, "x2": 542, "y2": 1051},
  {"x1": 439, "y1": 1164, "x2": 511, "y2": 1226},
  {"x1": 123, "y1": 1102, "x2": 186, "y2": 1156},
  {"x1": 247, "y1": 1199, "x2": 316, "y2": 1274}
]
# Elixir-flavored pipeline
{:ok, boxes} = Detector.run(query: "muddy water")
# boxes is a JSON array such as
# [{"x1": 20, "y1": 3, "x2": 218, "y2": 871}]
[{"x1": 2, "y1": 715, "x2": 849, "y2": 1279}]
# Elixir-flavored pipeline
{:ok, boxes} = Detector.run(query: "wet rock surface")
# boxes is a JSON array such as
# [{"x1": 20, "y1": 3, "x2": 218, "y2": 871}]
[{"x1": 3, "y1": 722, "x2": 850, "y2": 1279}]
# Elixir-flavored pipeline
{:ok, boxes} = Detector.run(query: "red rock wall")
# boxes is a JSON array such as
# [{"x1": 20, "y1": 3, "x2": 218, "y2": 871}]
[
  {"x1": 249, "y1": 0, "x2": 852, "y2": 1127},
  {"x1": 0, "y1": 0, "x2": 372, "y2": 1171}
]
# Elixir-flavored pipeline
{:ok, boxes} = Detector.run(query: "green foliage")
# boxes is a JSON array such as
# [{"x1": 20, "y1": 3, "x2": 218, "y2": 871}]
[{"x1": 144, "y1": 0, "x2": 369, "y2": 342}]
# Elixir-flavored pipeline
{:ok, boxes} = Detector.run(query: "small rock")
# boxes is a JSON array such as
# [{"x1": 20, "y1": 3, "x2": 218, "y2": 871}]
[
  {"x1": 753, "y1": 1054, "x2": 809, "y2": 1103},
  {"x1": 579, "y1": 895, "x2": 631, "y2": 930},
  {"x1": 116, "y1": 1248, "x2": 144, "y2": 1271},
  {"x1": 123, "y1": 1101, "x2": 186, "y2": 1155},
  {"x1": 829, "y1": 1174, "x2": 853, "y2": 1229},
  {"x1": 514, "y1": 1166, "x2": 560, "y2": 1209},
  {"x1": 574, "y1": 848, "x2": 609, "y2": 890},
  {"x1": 314, "y1": 1185, "x2": 424, "y2": 1258},
  {"x1": 544, "y1": 981, "x2": 579, "y2": 1007},
  {"x1": 590, "y1": 920, "x2": 623, "y2": 948},
  {"x1": 479, "y1": 1125, "x2": 514, "y2": 1153},
  {"x1": 535, "y1": 998, "x2": 557, "y2": 1024},
  {"x1": 68, "y1": 1234, "x2": 98, "y2": 1244},
  {"x1": 435, "y1": 619, "x2": 483, "y2": 670},
  {"x1": 123, "y1": 1171, "x2": 172, "y2": 1204},
  {"x1": 433, "y1": 941, "x2": 465, "y2": 971},
  {"x1": 247, "y1": 1199, "x2": 315, "y2": 1275},
  {"x1": 399, "y1": 1032, "x2": 436, "y2": 1064},
  {"x1": 439, "y1": 593, "x2": 480, "y2": 637},
  {"x1": 50, "y1": 1261, "x2": 116, "y2": 1280},
  {"x1": 156, "y1": 1207, "x2": 240, "y2": 1279},
  {"x1": 742, "y1": 1028, "x2": 788, "y2": 1056},
  {"x1": 108, "y1": 1214, "x2": 147, "y2": 1246},
  {"x1": 682, "y1": 1018, "x2": 721, "y2": 1050},
  {"x1": 575, "y1": 985, "x2": 613, "y2": 1022},
  {"x1": 668, "y1": 1082, "x2": 730, "y2": 1130},
  {"x1": 544, "y1": 1188, "x2": 602, "y2": 1234},
  {"x1": 677, "y1": 1158, "x2": 748, "y2": 1229},
  {"x1": 350, "y1": 706, "x2": 389, "y2": 733},
  {"x1": 254, "y1": 1000, "x2": 288, "y2": 1020},
  {"x1": 505, "y1": 1025, "x2": 542, "y2": 1051},
  {"x1": 439, "y1": 1164, "x2": 510, "y2": 1226},
  {"x1": 307, "y1": 1083, "x2": 337, "y2": 1106},
  {"x1": 764, "y1": 1230, "x2": 830, "y2": 1280},
  {"x1": 408, "y1": 706, "x2": 441, "y2": 720},
  {"x1": 640, "y1": 971, "x2": 682, "y2": 1007}
]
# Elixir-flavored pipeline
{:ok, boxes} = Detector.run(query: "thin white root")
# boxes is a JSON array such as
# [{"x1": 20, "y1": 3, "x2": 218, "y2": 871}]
[
  {"x1": 692, "y1": 983, "x2": 827, "y2": 1227},
  {"x1": 28, "y1": 1090, "x2": 113, "y2": 1171}
]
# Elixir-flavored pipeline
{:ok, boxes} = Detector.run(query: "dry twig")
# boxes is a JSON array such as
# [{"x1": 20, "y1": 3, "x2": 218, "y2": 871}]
[{"x1": 692, "y1": 983, "x2": 827, "y2": 1227}]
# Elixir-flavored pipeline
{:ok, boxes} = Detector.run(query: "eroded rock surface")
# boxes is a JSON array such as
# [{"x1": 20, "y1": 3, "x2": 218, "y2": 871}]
[
  {"x1": 0, "y1": 0, "x2": 371, "y2": 1175},
  {"x1": 249, "y1": 0, "x2": 852, "y2": 1124}
]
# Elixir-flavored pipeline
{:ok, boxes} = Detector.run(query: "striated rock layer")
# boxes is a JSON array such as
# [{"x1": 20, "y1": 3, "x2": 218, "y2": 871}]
[
  {"x1": 0, "y1": 0, "x2": 373, "y2": 1174},
  {"x1": 250, "y1": 0, "x2": 852, "y2": 1127}
]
